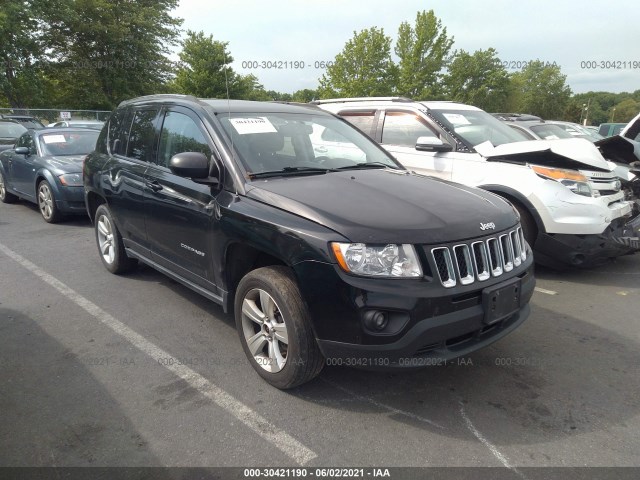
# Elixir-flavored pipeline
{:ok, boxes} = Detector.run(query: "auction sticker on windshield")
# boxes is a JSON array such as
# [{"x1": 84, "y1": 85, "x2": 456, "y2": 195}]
[
  {"x1": 229, "y1": 117, "x2": 278, "y2": 135},
  {"x1": 443, "y1": 113, "x2": 471, "y2": 126},
  {"x1": 42, "y1": 135, "x2": 67, "y2": 144}
]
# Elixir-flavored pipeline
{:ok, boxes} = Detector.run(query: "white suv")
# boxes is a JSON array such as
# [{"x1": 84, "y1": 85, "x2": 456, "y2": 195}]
[{"x1": 316, "y1": 98, "x2": 637, "y2": 267}]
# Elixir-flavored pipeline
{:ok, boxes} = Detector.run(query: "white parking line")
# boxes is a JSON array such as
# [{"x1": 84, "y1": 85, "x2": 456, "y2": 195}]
[
  {"x1": 0, "y1": 242, "x2": 317, "y2": 466},
  {"x1": 534, "y1": 287, "x2": 557, "y2": 295},
  {"x1": 459, "y1": 402, "x2": 526, "y2": 478},
  {"x1": 322, "y1": 378, "x2": 445, "y2": 430}
]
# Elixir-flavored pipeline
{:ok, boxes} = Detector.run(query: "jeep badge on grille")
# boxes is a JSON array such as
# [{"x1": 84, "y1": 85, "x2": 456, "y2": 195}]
[{"x1": 480, "y1": 222, "x2": 496, "y2": 231}]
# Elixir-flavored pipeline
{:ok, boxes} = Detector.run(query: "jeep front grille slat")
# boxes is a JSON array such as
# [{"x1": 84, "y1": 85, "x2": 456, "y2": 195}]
[
  {"x1": 430, "y1": 227, "x2": 526, "y2": 288},
  {"x1": 486, "y1": 238, "x2": 503, "y2": 276},
  {"x1": 471, "y1": 241, "x2": 490, "y2": 281},
  {"x1": 453, "y1": 244, "x2": 474, "y2": 285},
  {"x1": 432, "y1": 247, "x2": 456, "y2": 288}
]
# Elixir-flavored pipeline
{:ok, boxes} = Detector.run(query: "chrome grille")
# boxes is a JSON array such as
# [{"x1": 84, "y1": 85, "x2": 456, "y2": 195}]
[{"x1": 430, "y1": 227, "x2": 527, "y2": 288}]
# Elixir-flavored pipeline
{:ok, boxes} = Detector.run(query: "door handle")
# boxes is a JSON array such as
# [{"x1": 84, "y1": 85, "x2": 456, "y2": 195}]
[{"x1": 145, "y1": 180, "x2": 163, "y2": 192}]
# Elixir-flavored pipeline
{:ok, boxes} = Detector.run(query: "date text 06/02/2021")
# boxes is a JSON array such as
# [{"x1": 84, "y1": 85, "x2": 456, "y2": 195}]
[{"x1": 243, "y1": 468, "x2": 391, "y2": 477}]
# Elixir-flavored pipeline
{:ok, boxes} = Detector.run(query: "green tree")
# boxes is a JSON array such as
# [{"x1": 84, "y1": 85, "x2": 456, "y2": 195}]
[
  {"x1": 442, "y1": 48, "x2": 509, "y2": 111},
  {"x1": 395, "y1": 10, "x2": 454, "y2": 99},
  {"x1": 317, "y1": 27, "x2": 396, "y2": 98},
  {"x1": 609, "y1": 98, "x2": 640, "y2": 123},
  {"x1": 265, "y1": 91, "x2": 293, "y2": 101},
  {"x1": 292, "y1": 89, "x2": 318, "y2": 103},
  {"x1": 172, "y1": 30, "x2": 268, "y2": 100},
  {"x1": 507, "y1": 61, "x2": 572, "y2": 119},
  {"x1": 0, "y1": 0, "x2": 50, "y2": 107},
  {"x1": 46, "y1": 0, "x2": 183, "y2": 109}
]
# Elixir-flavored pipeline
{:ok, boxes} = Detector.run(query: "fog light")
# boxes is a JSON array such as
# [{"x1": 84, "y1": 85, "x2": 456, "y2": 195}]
[{"x1": 363, "y1": 310, "x2": 388, "y2": 331}]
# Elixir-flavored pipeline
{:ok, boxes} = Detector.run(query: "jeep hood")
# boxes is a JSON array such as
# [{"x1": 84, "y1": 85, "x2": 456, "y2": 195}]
[
  {"x1": 475, "y1": 138, "x2": 612, "y2": 172},
  {"x1": 595, "y1": 135, "x2": 640, "y2": 165},
  {"x1": 245, "y1": 169, "x2": 518, "y2": 244}
]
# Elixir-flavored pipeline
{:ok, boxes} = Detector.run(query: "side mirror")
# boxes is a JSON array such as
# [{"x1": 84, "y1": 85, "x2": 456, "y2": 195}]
[
  {"x1": 415, "y1": 136, "x2": 453, "y2": 152},
  {"x1": 15, "y1": 147, "x2": 30, "y2": 155},
  {"x1": 169, "y1": 152, "x2": 218, "y2": 184}
]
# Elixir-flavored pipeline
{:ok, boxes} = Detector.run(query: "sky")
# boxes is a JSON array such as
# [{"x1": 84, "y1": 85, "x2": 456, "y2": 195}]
[{"x1": 172, "y1": 0, "x2": 640, "y2": 95}]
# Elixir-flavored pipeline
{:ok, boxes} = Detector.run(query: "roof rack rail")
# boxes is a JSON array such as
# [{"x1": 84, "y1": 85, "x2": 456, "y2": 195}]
[
  {"x1": 310, "y1": 96, "x2": 414, "y2": 105},
  {"x1": 117, "y1": 94, "x2": 201, "y2": 107}
]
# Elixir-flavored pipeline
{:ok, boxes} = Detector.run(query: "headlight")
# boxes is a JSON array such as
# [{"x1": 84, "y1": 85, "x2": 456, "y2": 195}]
[
  {"x1": 530, "y1": 165, "x2": 593, "y2": 197},
  {"x1": 59, "y1": 173, "x2": 83, "y2": 186},
  {"x1": 331, "y1": 243, "x2": 423, "y2": 278}
]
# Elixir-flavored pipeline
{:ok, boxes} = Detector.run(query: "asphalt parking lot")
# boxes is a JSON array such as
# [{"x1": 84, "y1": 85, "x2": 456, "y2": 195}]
[{"x1": 1, "y1": 200, "x2": 639, "y2": 472}]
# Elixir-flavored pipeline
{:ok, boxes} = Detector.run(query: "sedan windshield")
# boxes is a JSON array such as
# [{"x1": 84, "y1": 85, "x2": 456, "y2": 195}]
[
  {"x1": 217, "y1": 112, "x2": 400, "y2": 176},
  {"x1": 39, "y1": 130, "x2": 99, "y2": 156},
  {"x1": 429, "y1": 109, "x2": 526, "y2": 148}
]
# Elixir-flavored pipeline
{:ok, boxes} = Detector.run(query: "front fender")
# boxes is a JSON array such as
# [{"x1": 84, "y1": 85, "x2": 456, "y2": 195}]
[{"x1": 34, "y1": 168, "x2": 62, "y2": 198}]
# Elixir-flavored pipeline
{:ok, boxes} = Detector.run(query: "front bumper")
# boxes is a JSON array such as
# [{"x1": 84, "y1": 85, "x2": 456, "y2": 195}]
[
  {"x1": 56, "y1": 185, "x2": 86, "y2": 214},
  {"x1": 296, "y1": 250, "x2": 535, "y2": 369},
  {"x1": 533, "y1": 216, "x2": 639, "y2": 267}
]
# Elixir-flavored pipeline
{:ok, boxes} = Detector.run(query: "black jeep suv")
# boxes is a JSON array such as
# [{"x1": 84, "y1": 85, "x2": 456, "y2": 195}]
[{"x1": 83, "y1": 95, "x2": 535, "y2": 388}]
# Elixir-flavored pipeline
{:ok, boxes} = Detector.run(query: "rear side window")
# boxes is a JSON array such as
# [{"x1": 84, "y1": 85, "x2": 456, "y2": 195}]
[
  {"x1": 126, "y1": 109, "x2": 160, "y2": 162},
  {"x1": 107, "y1": 108, "x2": 129, "y2": 155},
  {"x1": 339, "y1": 111, "x2": 375, "y2": 137},
  {"x1": 157, "y1": 111, "x2": 211, "y2": 168},
  {"x1": 381, "y1": 111, "x2": 438, "y2": 147}
]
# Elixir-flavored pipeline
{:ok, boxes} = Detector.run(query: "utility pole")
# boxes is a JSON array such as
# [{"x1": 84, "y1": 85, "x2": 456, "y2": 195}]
[{"x1": 583, "y1": 98, "x2": 591, "y2": 126}]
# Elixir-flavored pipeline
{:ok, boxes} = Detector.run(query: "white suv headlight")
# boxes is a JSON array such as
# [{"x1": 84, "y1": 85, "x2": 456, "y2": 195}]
[
  {"x1": 530, "y1": 165, "x2": 593, "y2": 197},
  {"x1": 331, "y1": 243, "x2": 423, "y2": 278}
]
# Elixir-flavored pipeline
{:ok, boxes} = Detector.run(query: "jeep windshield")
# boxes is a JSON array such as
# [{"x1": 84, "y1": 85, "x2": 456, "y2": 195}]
[
  {"x1": 429, "y1": 109, "x2": 526, "y2": 148},
  {"x1": 217, "y1": 112, "x2": 401, "y2": 177}
]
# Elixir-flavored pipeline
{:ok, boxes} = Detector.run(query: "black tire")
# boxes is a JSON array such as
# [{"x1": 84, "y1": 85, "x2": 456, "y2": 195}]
[
  {"x1": 234, "y1": 266, "x2": 324, "y2": 389},
  {"x1": 0, "y1": 170, "x2": 18, "y2": 204},
  {"x1": 512, "y1": 201, "x2": 538, "y2": 247},
  {"x1": 94, "y1": 204, "x2": 137, "y2": 274},
  {"x1": 37, "y1": 179, "x2": 63, "y2": 223}
]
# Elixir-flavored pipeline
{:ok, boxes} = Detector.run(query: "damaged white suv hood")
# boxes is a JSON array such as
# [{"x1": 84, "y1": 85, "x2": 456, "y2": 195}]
[{"x1": 475, "y1": 138, "x2": 612, "y2": 172}]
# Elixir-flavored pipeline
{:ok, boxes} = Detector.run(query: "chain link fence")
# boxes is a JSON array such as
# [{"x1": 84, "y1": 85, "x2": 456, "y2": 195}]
[{"x1": 0, "y1": 108, "x2": 111, "y2": 126}]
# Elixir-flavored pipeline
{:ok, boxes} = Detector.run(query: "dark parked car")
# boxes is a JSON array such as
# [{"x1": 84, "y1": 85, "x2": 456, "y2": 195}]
[
  {"x1": 0, "y1": 114, "x2": 45, "y2": 129},
  {"x1": 0, "y1": 120, "x2": 27, "y2": 152},
  {"x1": 83, "y1": 95, "x2": 535, "y2": 389},
  {"x1": 0, "y1": 128, "x2": 99, "y2": 222}
]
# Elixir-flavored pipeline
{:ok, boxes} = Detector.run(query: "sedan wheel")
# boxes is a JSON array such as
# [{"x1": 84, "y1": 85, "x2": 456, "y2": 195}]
[
  {"x1": 37, "y1": 180, "x2": 62, "y2": 223},
  {"x1": 0, "y1": 171, "x2": 18, "y2": 203}
]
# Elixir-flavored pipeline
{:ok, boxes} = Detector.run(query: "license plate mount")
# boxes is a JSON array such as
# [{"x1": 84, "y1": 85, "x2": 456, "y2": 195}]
[{"x1": 482, "y1": 278, "x2": 521, "y2": 325}]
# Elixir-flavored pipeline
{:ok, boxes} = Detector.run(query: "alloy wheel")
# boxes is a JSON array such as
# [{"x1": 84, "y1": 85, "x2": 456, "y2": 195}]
[
  {"x1": 38, "y1": 183, "x2": 54, "y2": 220},
  {"x1": 241, "y1": 288, "x2": 289, "y2": 373},
  {"x1": 96, "y1": 214, "x2": 116, "y2": 265}
]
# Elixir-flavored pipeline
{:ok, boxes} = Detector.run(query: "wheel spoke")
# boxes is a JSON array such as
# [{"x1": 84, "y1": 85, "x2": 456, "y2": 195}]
[
  {"x1": 246, "y1": 332, "x2": 267, "y2": 356},
  {"x1": 100, "y1": 242, "x2": 110, "y2": 255},
  {"x1": 272, "y1": 323, "x2": 288, "y2": 344},
  {"x1": 259, "y1": 290, "x2": 276, "y2": 319},
  {"x1": 268, "y1": 340, "x2": 285, "y2": 370},
  {"x1": 242, "y1": 299, "x2": 265, "y2": 325},
  {"x1": 97, "y1": 219, "x2": 109, "y2": 236}
]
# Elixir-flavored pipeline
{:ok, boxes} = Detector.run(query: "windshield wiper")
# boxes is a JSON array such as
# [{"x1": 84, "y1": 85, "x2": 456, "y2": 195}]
[
  {"x1": 337, "y1": 162, "x2": 401, "y2": 170},
  {"x1": 249, "y1": 166, "x2": 338, "y2": 179}
]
